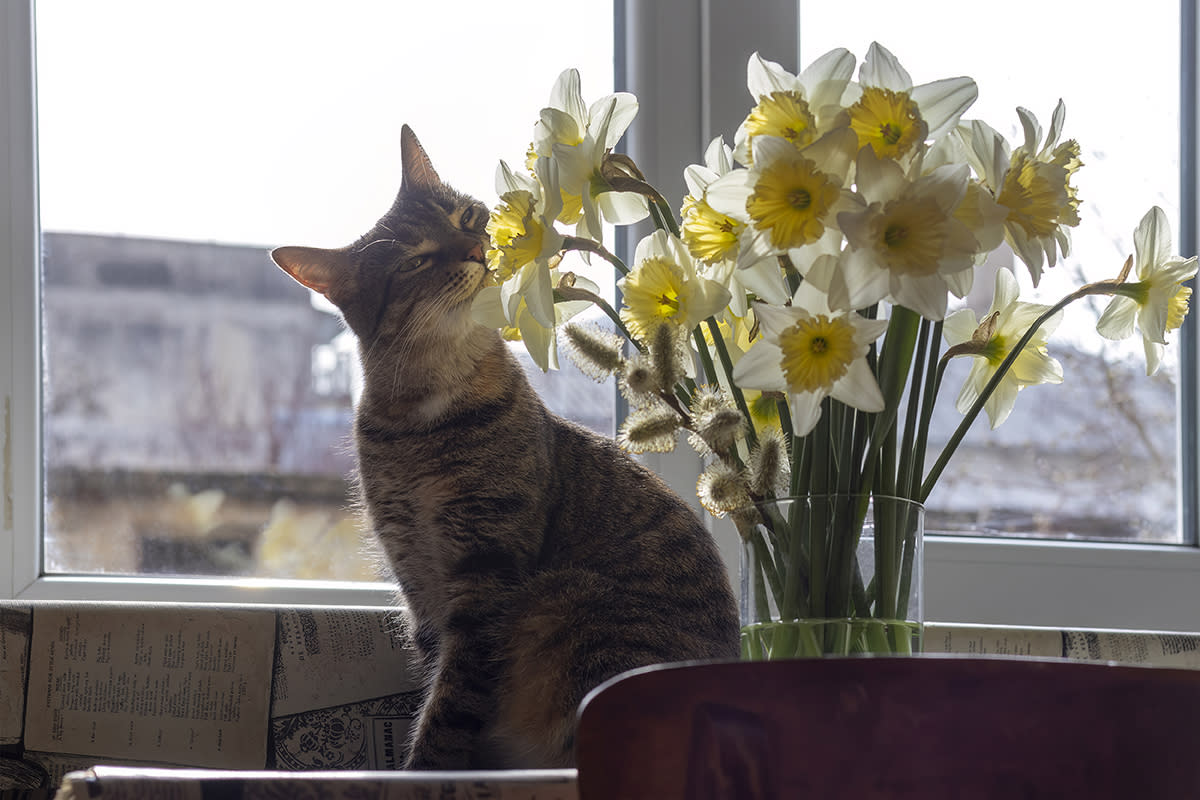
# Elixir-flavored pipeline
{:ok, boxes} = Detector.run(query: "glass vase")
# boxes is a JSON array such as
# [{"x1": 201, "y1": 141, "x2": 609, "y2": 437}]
[{"x1": 737, "y1": 494, "x2": 923, "y2": 659}]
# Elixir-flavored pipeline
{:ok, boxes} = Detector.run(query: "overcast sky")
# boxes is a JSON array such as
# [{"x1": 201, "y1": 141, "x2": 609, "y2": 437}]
[{"x1": 35, "y1": 1, "x2": 614, "y2": 249}]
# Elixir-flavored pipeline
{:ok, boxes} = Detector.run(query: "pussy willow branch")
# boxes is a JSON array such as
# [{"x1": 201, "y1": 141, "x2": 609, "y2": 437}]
[{"x1": 554, "y1": 284, "x2": 640, "y2": 348}]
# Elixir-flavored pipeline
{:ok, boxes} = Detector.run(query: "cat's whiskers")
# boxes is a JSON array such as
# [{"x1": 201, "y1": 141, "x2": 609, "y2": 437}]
[{"x1": 356, "y1": 238, "x2": 401, "y2": 253}]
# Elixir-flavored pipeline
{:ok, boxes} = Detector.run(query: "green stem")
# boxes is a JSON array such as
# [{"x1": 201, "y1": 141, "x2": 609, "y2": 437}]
[
  {"x1": 896, "y1": 318, "x2": 930, "y2": 501},
  {"x1": 912, "y1": 320, "x2": 944, "y2": 498}
]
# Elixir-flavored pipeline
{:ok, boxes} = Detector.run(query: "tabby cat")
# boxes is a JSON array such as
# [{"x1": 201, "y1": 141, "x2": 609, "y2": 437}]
[{"x1": 271, "y1": 126, "x2": 740, "y2": 770}]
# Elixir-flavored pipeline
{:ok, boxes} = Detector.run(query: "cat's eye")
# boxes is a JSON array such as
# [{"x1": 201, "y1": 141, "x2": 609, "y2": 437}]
[
  {"x1": 403, "y1": 255, "x2": 432, "y2": 272},
  {"x1": 461, "y1": 205, "x2": 487, "y2": 232}
]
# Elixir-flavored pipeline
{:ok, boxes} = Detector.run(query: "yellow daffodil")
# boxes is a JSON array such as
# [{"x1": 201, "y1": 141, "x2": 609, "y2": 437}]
[
  {"x1": 681, "y1": 137, "x2": 745, "y2": 265},
  {"x1": 732, "y1": 285, "x2": 887, "y2": 436},
  {"x1": 472, "y1": 269, "x2": 599, "y2": 372},
  {"x1": 708, "y1": 128, "x2": 856, "y2": 270},
  {"x1": 836, "y1": 147, "x2": 979, "y2": 319},
  {"x1": 482, "y1": 158, "x2": 565, "y2": 329},
  {"x1": 682, "y1": 137, "x2": 791, "y2": 316},
  {"x1": 1097, "y1": 206, "x2": 1198, "y2": 375},
  {"x1": 618, "y1": 230, "x2": 731, "y2": 344},
  {"x1": 532, "y1": 68, "x2": 648, "y2": 241},
  {"x1": 943, "y1": 267, "x2": 1063, "y2": 428},
  {"x1": 733, "y1": 48, "x2": 856, "y2": 164},
  {"x1": 966, "y1": 103, "x2": 1082, "y2": 286},
  {"x1": 839, "y1": 42, "x2": 978, "y2": 164}
]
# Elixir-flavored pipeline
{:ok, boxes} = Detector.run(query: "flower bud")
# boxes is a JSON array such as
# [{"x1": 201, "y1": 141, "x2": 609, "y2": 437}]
[
  {"x1": 562, "y1": 323, "x2": 625, "y2": 382},
  {"x1": 696, "y1": 462, "x2": 751, "y2": 517},
  {"x1": 617, "y1": 406, "x2": 680, "y2": 453}
]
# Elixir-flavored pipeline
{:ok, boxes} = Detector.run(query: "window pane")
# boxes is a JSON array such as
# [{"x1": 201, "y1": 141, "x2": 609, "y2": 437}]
[
  {"x1": 36, "y1": 1, "x2": 616, "y2": 577},
  {"x1": 801, "y1": 2, "x2": 1183, "y2": 542}
]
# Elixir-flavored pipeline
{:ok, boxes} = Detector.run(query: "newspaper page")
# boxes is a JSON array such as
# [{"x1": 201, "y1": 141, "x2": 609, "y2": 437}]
[
  {"x1": 271, "y1": 607, "x2": 421, "y2": 717},
  {"x1": 271, "y1": 607, "x2": 425, "y2": 770},
  {"x1": 58, "y1": 766, "x2": 580, "y2": 800},
  {"x1": 0, "y1": 604, "x2": 31, "y2": 746},
  {"x1": 1062, "y1": 629, "x2": 1200, "y2": 666},
  {"x1": 23, "y1": 605, "x2": 275, "y2": 769},
  {"x1": 925, "y1": 624, "x2": 1064, "y2": 658}
]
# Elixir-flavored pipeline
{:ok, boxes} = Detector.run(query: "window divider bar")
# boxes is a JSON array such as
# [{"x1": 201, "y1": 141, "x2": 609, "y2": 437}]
[{"x1": 1178, "y1": 0, "x2": 1198, "y2": 546}]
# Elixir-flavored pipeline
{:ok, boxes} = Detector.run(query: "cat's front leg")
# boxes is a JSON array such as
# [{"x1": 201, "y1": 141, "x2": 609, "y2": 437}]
[{"x1": 404, "y1": 625, "x2": 501, "y2": 770}]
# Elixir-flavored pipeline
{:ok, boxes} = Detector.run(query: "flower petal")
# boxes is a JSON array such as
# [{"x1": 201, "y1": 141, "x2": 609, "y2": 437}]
[
  {"x1": 746, "y1": 52, "x2": 799, "y2": 98},
  {"x1": 1144, "y1": 336, "x2": 1165, "y2": 376},
  {"x1": 911, "y1": 76, "x2": 978, "y2": 140},
  {"x1": 942, "y1": 308, "x2": 979, "y2": 346},
  {"x1": 829, "y1": 356, "x2": 885, "y2": 413},
  {"x1": 788, "y1": 391, "x2": 825, "y2": 437},
  {"x1": 860, "y1": 42, "x2": 911, "y2": 92},
  {"x1": 470, "y1": 286, "x2": 508, "y2": 328},
  {"x1": 598, "y1": 190, "x2": 650, "y2": 225},
  {"x1": 589, "y1": 92, "x2": 639, "y2": 149},
  {"x1": 731, "y1": 339, "x2": 788, "y2": 391},
  {"x1": 984, "y1": 378, "x2": 1019, "y2": 429},
  {"x1": 799, "y1": 47, "x2": 856, "y2": 113},
  {"x1": 1134, "y1": 206, "x2": 1173, "y2": 279},
  {"x1": 518, "y1": 311, "x2": 558, "y2": 372},
  {"x1": 548, "y1": 68, "x2": 587, "y2": 127},
  {"x1": 1096, "y1": 296, "x2": 1138, "y2": 341}
]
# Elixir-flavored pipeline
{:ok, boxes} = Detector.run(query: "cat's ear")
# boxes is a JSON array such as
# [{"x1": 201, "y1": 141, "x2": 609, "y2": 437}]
[
  {"x1": 400, "y1": 124, "x2": 441, "y2": 191},
  {"x1": 271, "y1": 245, "x2": 352, "y2": 299}
]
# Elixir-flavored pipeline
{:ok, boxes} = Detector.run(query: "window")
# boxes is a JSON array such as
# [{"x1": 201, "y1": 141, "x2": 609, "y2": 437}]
[
  {"x1": 18, "y1": 1, "x2": 616, "y2": 597},
  {"x1": 5, "y1": 0, "x2": 1200, "y2": 631},
  {"x1": 623, "y1": 0, "x2": 1200, "y2": 631}
]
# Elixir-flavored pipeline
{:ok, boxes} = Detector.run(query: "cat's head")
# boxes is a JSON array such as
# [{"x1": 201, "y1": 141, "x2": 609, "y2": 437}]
[{"x1": 272, "y1": 126, "x2": 491, "y2": 343}]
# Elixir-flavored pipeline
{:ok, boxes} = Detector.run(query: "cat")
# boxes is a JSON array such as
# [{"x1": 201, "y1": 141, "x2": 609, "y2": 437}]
[{"x1": 271, "y1": 125, "x2": 740, "y2": 770}]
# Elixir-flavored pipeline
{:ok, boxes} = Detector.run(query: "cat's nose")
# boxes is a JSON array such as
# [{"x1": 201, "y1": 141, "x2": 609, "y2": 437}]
[{"x1": 465, "y1": 243, "x2": 485, "y2": 264}]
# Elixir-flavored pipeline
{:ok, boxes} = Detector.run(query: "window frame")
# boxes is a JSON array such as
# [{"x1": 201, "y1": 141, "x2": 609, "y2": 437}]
[{"x1": 4, "y1": 0, "x2": 1200, "y2": 631}]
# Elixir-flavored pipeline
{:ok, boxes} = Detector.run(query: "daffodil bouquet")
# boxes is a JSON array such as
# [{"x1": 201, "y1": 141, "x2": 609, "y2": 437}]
[{"x1": 473, "y1": 43, "x2": 1197, "y2": 656}]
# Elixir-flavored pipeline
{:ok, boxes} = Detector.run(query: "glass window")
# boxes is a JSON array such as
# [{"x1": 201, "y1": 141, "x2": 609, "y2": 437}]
[
  {"x1": 802, "y1": 1, "x2": 1184, "y2": 544},
  {"x1": 35, "y1": 1, "x2": 616, "y2": 579}
]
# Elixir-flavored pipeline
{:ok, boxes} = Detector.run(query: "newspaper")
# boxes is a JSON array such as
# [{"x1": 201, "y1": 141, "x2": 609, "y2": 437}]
[
  {"x1": 23, "y1": 605, "x2": 275, "y2": 770},
  {"x1": 270, "y1": 607, "x2": 425, "y2": 770},
  {"x1": 928, "y1": 623, "x2": 1200, "y2": 667},
  {"x1": 57, "y1": 766, "x2": 580, "y2": 800},
  {"x1": 0, "y1": 605, "x2": 31, "y2": 746},
  {"x1": 271, "y1": 607, "x2": 421, "y2": 717},
  {"x1": 1062, "y1": 629, "x2": 1200, "y2": 666},
  {"x1": 272, "y1": 692, "x2": 424, "y2": 770},
  {"x1": 925, "y1": 624, "x2": 1064, "y2": 658}
]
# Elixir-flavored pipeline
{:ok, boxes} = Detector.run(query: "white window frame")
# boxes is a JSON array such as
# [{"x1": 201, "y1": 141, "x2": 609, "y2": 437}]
[{"x1": 4, "y1": 0, "x2": 1200, "y2": 631}]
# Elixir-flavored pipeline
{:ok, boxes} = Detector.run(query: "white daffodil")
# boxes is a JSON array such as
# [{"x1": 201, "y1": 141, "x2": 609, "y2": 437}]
[
  {"x1": 681, "y1": 136, "x2": 744, "y2": 265},
  {"x1": 617, "y1": 230, "x2": 732, "y2": 345},
  {"x1": 733, "y1": 48, "x2": 857, "y2": 164},
  {"x1": 680, "y1": 136, "x2": 790, "y2": 316},
  {"x1": 836, "y1": 146, "x2": 978, "y2": 320},
  {"x1": 1097, "y1": 206, "x2": 1198, "y2": 376},
  {"x1": 472, "y1": 270, "x2": 599, "y2": 372},
  {"x1": 484, "y1": 158, "x2": 565, "y2": 329},
  {"x1": 943, "y1": 267, "x2": 1063, "y2": 429},
  {"x1": 532, "y1": 68, "x2": 648, "y2": 241},
  {"x1": 732, "y1": 284, "x2": 888, "y2": 437},
  {"x1": 965, "y1": 103, "x2": 1082, "y2": 286},
  {"x1": 839, "y1": 42, "x2": 977, "y2": 164},
  {"x1": 708, "y1": 128, "x2": 857, "y2": 287}
]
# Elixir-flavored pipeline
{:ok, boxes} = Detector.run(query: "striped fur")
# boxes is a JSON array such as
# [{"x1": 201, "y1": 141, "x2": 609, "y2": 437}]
[{"x1": 273, "y1": 127, "x2": 739, "y2": 769}]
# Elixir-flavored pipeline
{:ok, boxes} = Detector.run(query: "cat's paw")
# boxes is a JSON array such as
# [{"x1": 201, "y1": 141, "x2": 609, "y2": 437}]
[{"x1": 403, "y1": 742, "x2": 471, "y2": 771}]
